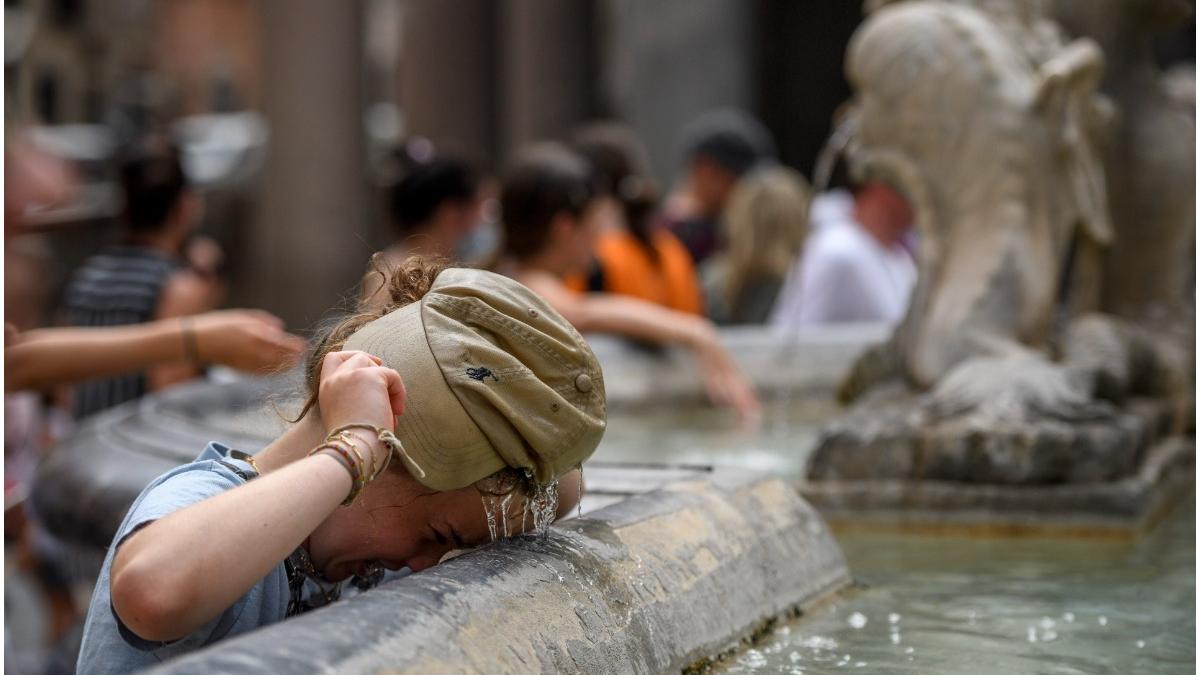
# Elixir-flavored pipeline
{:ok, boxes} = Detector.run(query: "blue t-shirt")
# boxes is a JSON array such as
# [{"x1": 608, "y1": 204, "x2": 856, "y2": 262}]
[{"x1": 76, "y1": 443, "x2": 291, "y2": 674}]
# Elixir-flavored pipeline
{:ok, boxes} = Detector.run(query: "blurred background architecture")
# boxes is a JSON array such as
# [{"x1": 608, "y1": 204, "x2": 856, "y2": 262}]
[{"x1": 6, "y1": 0, "x2": 894, "y2": 329}]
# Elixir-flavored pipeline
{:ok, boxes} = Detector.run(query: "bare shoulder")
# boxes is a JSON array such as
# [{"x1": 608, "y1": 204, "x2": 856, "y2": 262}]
[
  {"x1": 157, "y1": 270, "x2": 217, "y2": 318},
  {"x1": 515, "y1": 270, "x2": 572, "y2": 302}
]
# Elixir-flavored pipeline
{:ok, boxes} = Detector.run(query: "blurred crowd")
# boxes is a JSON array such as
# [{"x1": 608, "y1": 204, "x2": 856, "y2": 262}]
[{"x1": 4, "y1": 106, "x2": 916, "y2": 673}]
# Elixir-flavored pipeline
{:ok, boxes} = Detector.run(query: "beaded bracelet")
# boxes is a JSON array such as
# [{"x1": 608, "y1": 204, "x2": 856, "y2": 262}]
[
  {"x1": 325, "y1": 424, "x2": 421, "y2": 480},
  {"x1": 309, "y1": 440, "x2": 366, "y2": 505},
  {"x1": 330, "y1": 431, "x2": 370, "y2": 481}
]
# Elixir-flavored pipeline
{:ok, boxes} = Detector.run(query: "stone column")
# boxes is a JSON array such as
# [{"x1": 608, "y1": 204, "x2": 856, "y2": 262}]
[
  {"x1": 400, "y1": 0, "x2": 497, "y2": 168},
  {"x1": 596, "y1": 0, "x2": 754, "y2": 184},
  {"x1": 244, "y1": 0, "x2": 367, "y2": 329},
  {"x1": 499, "y1": 0, "x2": 595, "y2": 160}
]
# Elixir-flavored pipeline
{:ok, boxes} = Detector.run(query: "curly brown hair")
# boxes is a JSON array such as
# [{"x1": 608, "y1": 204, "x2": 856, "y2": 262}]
[{"x1": 295, "y1": 253, "x2": 447, "y2": 423}]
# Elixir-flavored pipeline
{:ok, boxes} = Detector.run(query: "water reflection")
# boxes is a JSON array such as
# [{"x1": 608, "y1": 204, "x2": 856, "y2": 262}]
[
  {"x1": 716, "y1": 492, "x2": 1195, "y2": 674},
  {"x1": 593, "y1": 398, "x2": 836, "y2": 477}
]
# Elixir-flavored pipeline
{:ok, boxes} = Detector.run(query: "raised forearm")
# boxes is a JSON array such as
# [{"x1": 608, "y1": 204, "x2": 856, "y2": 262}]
[
  {"x1": 111, "y1": 453, "x2": 349, "y2": 641},
  {"x1": 6, "y1": 321, "x2": 189, "y2": 392},
  {"x1": 567, "y1": 295, "x2": 711, "y2": 348}
]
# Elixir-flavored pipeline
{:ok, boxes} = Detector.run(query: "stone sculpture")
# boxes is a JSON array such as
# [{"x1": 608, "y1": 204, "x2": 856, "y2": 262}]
[{"x1": 808, "y1": 0, "x2": 1194, "y2": 487}]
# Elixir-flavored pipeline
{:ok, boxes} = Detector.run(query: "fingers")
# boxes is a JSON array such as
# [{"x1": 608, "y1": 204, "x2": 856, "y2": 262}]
[
  {"x1": 321, "y1": 350, "x2": 382, "y2": 378},
  {"x1": 378, "y1": 367, "x2": 407, "y2": 418},
  {"x1": 697, "y1": 351, "x2": 761, "y2": 428},
  {"x1": 228, "y1": 307, "x2": 286, "y2": 331},
  {"x1": 731, "y1": 379, "x2": 762, "y2": 431},
  {"x1": 250, "y1": 331, "x2": 306, "y2": 372}
]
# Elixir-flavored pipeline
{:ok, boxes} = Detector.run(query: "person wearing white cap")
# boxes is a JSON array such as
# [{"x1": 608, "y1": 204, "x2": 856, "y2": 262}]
[{"x1": 76, "y1": 258, "x2": 605, "y2": 674}]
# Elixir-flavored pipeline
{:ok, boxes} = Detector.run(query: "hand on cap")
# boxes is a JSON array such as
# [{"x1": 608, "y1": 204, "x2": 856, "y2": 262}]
[
  {"x1": 317, "y1": 350, "x2": 407, "y2": 467},
  {"x1": 191, "y1": 310, "x2": 306, "y2": 374}
]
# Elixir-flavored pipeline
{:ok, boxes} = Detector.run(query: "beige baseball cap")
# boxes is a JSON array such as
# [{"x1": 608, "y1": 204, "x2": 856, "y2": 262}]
[{"x1": 342, "y1": 267, "x2": 606, "y2": 491}]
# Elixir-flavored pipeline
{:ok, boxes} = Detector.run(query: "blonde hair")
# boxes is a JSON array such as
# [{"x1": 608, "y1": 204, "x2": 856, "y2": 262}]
[{"x1": 721, "y1": 167, "x2": 811, "y2": 305}]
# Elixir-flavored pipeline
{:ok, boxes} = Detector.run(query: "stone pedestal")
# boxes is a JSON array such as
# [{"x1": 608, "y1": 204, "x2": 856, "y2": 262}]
[{"x1": 803, "y1": 393, "x2": 1195, "y2": 534}]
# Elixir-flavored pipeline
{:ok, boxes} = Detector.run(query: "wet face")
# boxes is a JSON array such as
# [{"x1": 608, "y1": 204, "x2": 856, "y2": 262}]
[{"x1": 306, "y1": 468, "x2": 583, "y2": 581}]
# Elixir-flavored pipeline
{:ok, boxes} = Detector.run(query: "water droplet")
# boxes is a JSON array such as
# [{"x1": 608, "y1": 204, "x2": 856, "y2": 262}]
[
  {"x1": 1027, "y1": 626, "x2": 1038, "y2": 643},
  {"x1": 1062, "y1": 612, "x2": 1075, "y2": 623},
  {"x1": 904, "y1": 647, "x2": 914, "y2": 655},
  {"x1": 499, "y1": 492, "x2": 514, "y2": 538},
  {"x1": 798, "y1": 636, "x2": 838, "y2": 651},
  {"x1": 890, "y1": 632, "x2": 901, "y2": 645},
  {"x1": 1136, "y1": 640, "x2": 1145, "y2": 649},
  {"x1": 848, "y1": 612, "x2": 868, "y2": 629},
  {"x1": 789, "y1": 651, "x2": 803, "y2": 663},
  {"x1": 1042, "y1": 630, "x2": 1058, "y2": 641},
  {"x1": 1098, "y1": 615, "x2": 1108, "y2": 626},
  {"x1": 1040, "y1": 617, "x2": 1056, "y2": 629},
  {"x1": 742, "y1": 649, "x2": 768, "y2": 668},
  {"x1": 888, "y1": 612, "x2": 901, "y2": 624}
]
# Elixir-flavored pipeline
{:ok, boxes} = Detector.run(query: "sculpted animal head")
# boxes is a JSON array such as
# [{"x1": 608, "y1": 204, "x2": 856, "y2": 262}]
[{"x1": 840, "y1": 0, "x2": 1110, "y2": 389}]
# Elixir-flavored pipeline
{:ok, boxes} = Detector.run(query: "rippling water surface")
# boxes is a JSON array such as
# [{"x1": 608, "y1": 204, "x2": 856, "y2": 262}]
[
  {"x1": 710, "y1": 494, "x2": 1190, "y2": 667},
  {"x1": 597, "y1": 401, "x2": 1195, "y2": 674},
  {"x1": 714, "y1": 497, "x2": 1195, "y2": 674}
]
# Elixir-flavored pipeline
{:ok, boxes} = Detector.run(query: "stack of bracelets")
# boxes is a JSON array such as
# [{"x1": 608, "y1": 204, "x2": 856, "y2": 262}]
[{"x1": 308, "y1": 424, "x2": 407, "y2": 505}]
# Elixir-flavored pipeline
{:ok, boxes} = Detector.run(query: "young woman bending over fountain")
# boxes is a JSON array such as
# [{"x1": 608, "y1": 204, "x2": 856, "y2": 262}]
[
  {"x1": 494, "y1": 143, "x2": 761, "y2": 425},
  {"x1": 76, "y1": 258, "x2": 605, "y2": 674}
]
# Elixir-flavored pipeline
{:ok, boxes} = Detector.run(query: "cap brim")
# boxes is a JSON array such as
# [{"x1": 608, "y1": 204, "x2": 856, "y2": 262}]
[{"x1": 342, "y1": 302, "x2": 505, "y2": 491}]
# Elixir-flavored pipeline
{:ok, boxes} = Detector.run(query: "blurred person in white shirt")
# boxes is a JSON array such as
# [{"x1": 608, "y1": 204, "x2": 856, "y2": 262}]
[{"x1": 771, "y1": 181, "x2": 915, "y2": 327}]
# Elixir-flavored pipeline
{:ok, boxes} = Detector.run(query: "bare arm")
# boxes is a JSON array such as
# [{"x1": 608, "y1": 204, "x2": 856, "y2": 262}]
[
  {"x1": 111, "y1": 351, "x2": 404, "y2": 641},
  {"x1": 520, "y1": 272, "x2": 761, "y2": 424},
  {"x1": 148, "y1": 271, "x2": 219, "y2": 390},
  {"x1": 111, "y1": 418, "x2": 350, "y2": 641},
  {"x1": 520, "y1": 270, "x2": 708, "y2": 346},
  {"x1": 5, "y1": 310, "x2": 305, "y2": 392}
]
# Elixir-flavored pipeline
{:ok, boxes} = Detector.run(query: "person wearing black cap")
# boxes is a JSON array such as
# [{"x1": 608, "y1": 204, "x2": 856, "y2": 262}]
[{"x1": 662, "y1": 108, "x2": 777, "y2": 265}]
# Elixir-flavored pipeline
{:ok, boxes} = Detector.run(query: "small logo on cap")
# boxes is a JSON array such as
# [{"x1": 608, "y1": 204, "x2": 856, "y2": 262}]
[{"x1": 466, "y1": 366, "x2": 499, "y2": 382}]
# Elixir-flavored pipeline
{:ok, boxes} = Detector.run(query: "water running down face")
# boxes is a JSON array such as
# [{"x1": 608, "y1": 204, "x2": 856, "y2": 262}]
[{"x1": 305, "y1": 467, "x2": 583, "y2": 582}]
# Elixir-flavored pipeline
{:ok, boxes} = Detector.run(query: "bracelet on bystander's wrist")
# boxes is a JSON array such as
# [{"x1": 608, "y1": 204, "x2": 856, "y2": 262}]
[{"x1": 179, "y1": 317, "x2": 202, "y2": 363}]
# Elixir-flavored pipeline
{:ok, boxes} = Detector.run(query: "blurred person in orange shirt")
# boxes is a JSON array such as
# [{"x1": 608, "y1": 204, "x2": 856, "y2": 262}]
[
  {"x1": 569, "y1": 123, "x2": 703, "y2": 315},
  {"x1": 492, "y1": 143, "x2": 760, "y2": 426}
]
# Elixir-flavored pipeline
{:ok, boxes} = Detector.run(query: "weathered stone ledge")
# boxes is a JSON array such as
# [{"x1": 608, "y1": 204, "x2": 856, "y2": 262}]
[
  {"x1": 801, "y1": 437, "x2": 1194, "y2": 536},
  {"x1": 146, "y1": 472, "x2": 850, "y2": 674}
]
